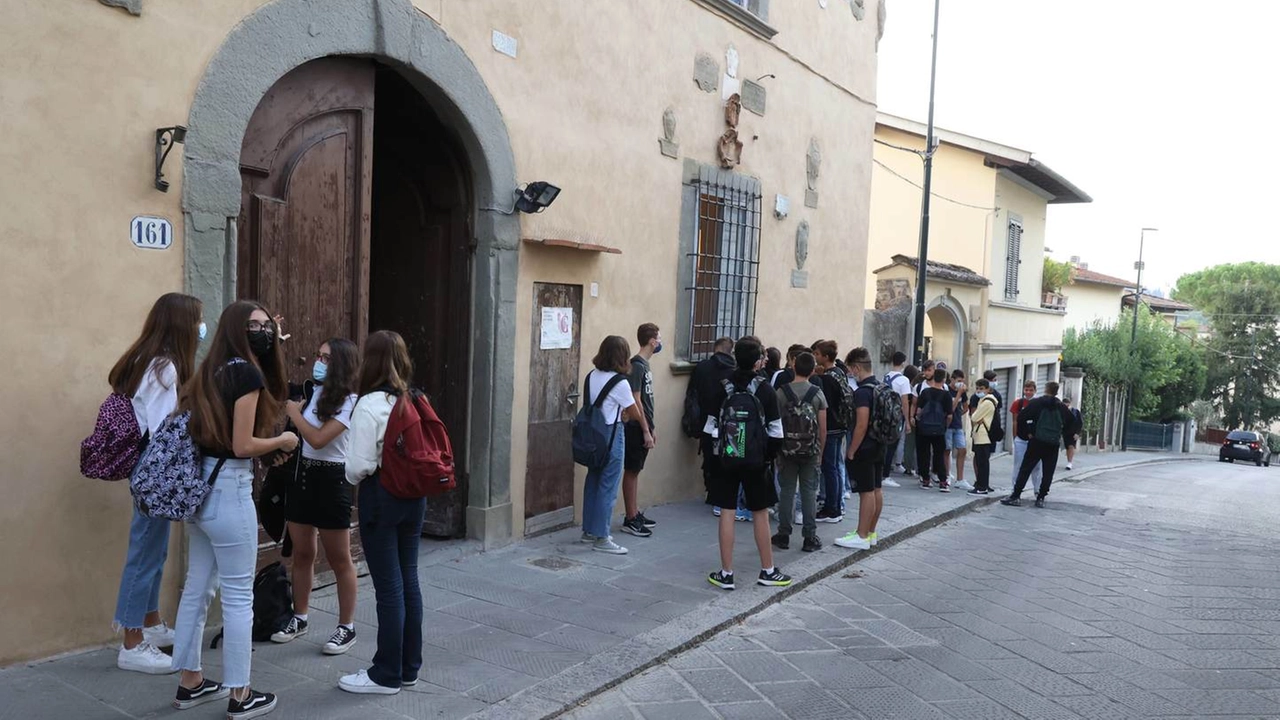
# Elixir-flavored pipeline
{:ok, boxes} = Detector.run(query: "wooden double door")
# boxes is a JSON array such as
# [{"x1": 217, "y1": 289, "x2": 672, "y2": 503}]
[{"x1": 237, "y1": 57, "x2": 472, "y2": 572}]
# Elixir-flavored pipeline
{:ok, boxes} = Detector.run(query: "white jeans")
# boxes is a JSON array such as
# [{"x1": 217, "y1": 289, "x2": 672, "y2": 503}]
[
  {"x1": 171, "y1": 458, "x2": 256, "y2": 688},
  {"x1": 1011, "y1": 437, "x2": 1042, "y2": 494}
]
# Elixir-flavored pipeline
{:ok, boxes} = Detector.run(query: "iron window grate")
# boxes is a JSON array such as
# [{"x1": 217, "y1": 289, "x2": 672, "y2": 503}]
[{"x1": 685, "y1": 167, "x2": 763, "y2": 362}]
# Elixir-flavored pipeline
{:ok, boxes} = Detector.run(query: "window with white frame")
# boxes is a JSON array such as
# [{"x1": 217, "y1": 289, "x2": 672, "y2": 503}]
[
  {"x1": 1004, "y1": 216, "x2": 1023, "y2": 301},
  {"x1": 682, "y1": 166, "x2": 763, "y2": 361}
]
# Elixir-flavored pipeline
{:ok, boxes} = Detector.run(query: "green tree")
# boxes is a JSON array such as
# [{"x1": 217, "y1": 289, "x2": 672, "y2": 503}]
[
  {"x1": 1063, "y1": 308, "x2": 1206, "y2": 423},
  {"x1": 1173, "y1": 263, "x2": 1280, "y2": 429},
  {"x1": 1042, "y1": 257, "x2": 1074, "y2": 294}
]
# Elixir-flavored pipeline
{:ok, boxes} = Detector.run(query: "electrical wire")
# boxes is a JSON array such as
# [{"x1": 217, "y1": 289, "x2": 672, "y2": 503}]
[{"x1": 871, "y1": 158, "x2": 997, "y2": 211}]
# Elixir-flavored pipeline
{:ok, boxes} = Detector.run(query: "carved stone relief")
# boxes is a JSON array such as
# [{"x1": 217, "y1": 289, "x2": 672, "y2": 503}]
[
  {"x1": 724, "y1": 93, "x2": 742, "y2": 129},
  {"x1": 659, "y1": 107, "x2": 679, "y2": 159},
  {"x1": 851, "y1": 0, "x2": 865, "y2": 21},
  {"x1": 99, "y1": 0, "x2": 141, "y2": 15},
  {"x1": 795, "y1": 221, "x2": 809, "y2": 270},
  {"x1": 805, "y1": 137, "x2": 822, "y2": 208},
  {"x1": 718, "y1": 94, "x2": 744, "y2": 169},
  {"x1": 694, "y1": 53, "x2": 719, "y2": 93},
  {"x1": 740, "y1": 78, "x2": 766, "y2": 116}
]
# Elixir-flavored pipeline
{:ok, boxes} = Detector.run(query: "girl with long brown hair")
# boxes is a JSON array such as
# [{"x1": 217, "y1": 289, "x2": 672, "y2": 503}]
[
  {"x1": 270, "y1": 337, "x2": 361, "y2": 655},
  {"x1": 169, "y1": 301, "x2": 296, "y2": 719},
  {"x1": 110, "y1": 292, "x2": 203, "y2": 675},
  {"x1": 337, "y1": 330, "x2": 422, "y2": 695},
  {"x1": 580, "y1": 335, "x2": 644, "y2": 555}
]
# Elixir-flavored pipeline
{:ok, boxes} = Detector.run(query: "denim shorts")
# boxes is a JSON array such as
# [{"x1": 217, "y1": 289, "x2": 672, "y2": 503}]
[{"x1": 945, "y1": 428, "x2": 967, "y2": 450}]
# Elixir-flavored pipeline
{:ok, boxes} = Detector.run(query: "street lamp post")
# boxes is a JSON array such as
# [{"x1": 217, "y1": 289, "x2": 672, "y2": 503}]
[
  {"x1": 1120, "y1": 227, "x2": 1158, "y2": 451},
  {"x1": 911, "y1": 0, "x2": 942, "y2": 366}
]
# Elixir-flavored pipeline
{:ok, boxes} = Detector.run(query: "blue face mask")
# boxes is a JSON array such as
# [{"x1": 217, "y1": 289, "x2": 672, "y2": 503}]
[
  {"x1": 198, "y1": 322, "x2": 207, "y2": 342},
  {"x1": 976, "y1": 391, "x2": 987, "y2": 398},
  {"x1": 654, "y1": 341, "x2": 664, "y2": 355},
  {"x1": 312, "y1": 360, "x2": 327, "y2": 383}
]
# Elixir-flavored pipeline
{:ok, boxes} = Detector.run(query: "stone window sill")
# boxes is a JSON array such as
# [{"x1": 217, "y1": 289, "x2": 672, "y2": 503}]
[{"x1": 689, "y1": 0, "x2": 779, "y2": 41}]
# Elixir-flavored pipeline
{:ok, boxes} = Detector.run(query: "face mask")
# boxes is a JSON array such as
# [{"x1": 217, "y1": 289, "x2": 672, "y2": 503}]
[
  {"x1": 976, "y1": 391, "x2": 987, "y2": 398},
  {"x1": 654, "y1": 341, "x2": 663, "y2": 355},
  {"x1": 312, "y1": 359, "x2": 328, "y2": 383},
  {"x1": 247, "y1": 330, "x2": 273, "y2": 358},
  {"x1": 197, "y1": 322, "x2": 207, "y2": 342}
]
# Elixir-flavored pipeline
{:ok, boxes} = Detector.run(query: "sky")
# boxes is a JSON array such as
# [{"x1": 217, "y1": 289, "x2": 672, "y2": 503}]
[{"x1": 874, "y1": 0, "x2": 1280, "y2": 295}]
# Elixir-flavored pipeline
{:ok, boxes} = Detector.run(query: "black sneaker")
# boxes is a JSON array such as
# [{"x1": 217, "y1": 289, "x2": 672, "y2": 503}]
[
  {"x1": 815, "y1": 508, "x2": 843, "y2": 524},
  {"x1": 270, "y1": 616, "x2": 307, "y2": 643},
  {"x1": 173, "y1": 678, "x2": 229, "y2": 710},
  {"x1": 227, "y1": 689, "x2": 276, "y2": 719},
  {"x1": 1000, "y1": 496, "x2": 1021, "y2": 507},
  {"x1": 967, "y1": 487, "x2": 991, "y2": 496},
  {"x1": 620, "y1": 516, "x2": 652, "y2": 537},
  {"x1": 758, "y1": 568, "x2": 792, "y2": 587},
  {"x1": 323, "y1": 625, "x2": 357, "y2": 655},
  {"x1": 635, "y1": 511, "x2": 657, "y2": 528},
  {"x1": 771, "y1": 532, "x2": 790, "y2": 550},
  {"x1": 802, "y1": 536, "x2": 822, "y2": 553},
  {"x1": 1034, "y1": 497, "x2": 1046, "y2": 508},
  {"x1": 708, "y1": 571, "x2": 736, "y2": 591}
]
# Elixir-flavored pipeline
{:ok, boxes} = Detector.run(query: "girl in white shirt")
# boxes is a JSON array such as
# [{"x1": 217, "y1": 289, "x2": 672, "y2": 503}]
[
  {"x1": 272, "y1": 338, "x2": 361, "y2": 655},
  {"x1": 337, "y1": 330, "x2": 423, "y2": 696},
  {"x1": 581, "y1": 336, "x2": 647, "y2": 555},
  {"x1": 110, "y1": 293, "x2": 204, "y2": 675}
]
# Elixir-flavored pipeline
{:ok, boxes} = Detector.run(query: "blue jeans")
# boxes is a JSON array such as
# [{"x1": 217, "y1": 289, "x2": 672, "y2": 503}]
[
  {"x1": 172, "y1": 459, "x2": 256, "y2": 687},
  {"x1": 820, "y1": 431, "x2": 846, "y2": 515},
  {"x1": 113, "y1": 505, "x2": 171, "y2": 631},
  {"x1": 359, "y1": 477, "x2": 426, "y2": 688},
  {"x1": 1011, "y1": 437, "x2": 1042, "y2": 494},
  {"x1": 582, "y1": 423, "x2": 625, "y2": 537}
]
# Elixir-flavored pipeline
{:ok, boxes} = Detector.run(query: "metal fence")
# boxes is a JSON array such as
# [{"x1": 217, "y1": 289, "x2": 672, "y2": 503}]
[{"x1": 1126, "y1": 420, "x2": 1174, "y2": 451}]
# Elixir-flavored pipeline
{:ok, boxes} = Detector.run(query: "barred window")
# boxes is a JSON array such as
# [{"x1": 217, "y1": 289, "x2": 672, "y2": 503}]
[{"x1": 684, "y1": 167, "x2": 763, "y2": 361}]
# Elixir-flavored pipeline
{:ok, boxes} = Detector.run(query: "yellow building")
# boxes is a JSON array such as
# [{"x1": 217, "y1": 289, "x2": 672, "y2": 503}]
[
  {"x1": 0, "y1": 0, "x2": 883, "y2": 663},
  {"x1": 865, "y1": 113, "x2": 1091, "y2": 446}
]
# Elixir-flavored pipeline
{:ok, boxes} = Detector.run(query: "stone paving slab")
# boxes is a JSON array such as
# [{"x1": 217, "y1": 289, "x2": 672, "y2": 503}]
[
  {"x1": 1, "y1": 451, "x2": 1195, "y2": 719},
  {"x1": 567, "y1": 458, "x2": 1280, "y2": 720}
]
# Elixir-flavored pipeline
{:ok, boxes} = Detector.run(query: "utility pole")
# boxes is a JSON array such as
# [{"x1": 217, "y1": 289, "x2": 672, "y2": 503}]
[
  {"x1": 1120, "y1": 227, "x2": 1157, "y2": 451},
  {"x1": 911, "y1": 0, "x2": 942, "y2": 366}
]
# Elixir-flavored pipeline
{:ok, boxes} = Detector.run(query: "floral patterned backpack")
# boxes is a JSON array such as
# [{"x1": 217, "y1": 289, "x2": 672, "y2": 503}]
[{"x1": 129, "y1": 411, "x2": 225, "y2": 520}]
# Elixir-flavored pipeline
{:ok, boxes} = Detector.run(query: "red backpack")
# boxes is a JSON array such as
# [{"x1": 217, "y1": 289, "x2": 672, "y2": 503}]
[{"x1": 380, "y1": 391, "x2": 456, "y2": 499}]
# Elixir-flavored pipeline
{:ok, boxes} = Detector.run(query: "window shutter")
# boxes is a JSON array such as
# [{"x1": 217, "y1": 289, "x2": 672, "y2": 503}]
[{"x1": 1004, "y1": 219, "x2": 1023, "y2": 300}]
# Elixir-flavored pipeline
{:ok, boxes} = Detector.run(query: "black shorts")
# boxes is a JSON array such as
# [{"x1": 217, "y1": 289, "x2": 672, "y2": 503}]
[
  {"x1": 284, "y1": 459, "x2": 354, "y2": 530},
  {"x1": 706, "y1": 464, "x2": 778, "y2": 512},
  {"x1": 624, "y1": 423, "x2": 650, "y2": 472},
  {"x1": 848, "y1": 454, "x2": 884, "y2": 494}
]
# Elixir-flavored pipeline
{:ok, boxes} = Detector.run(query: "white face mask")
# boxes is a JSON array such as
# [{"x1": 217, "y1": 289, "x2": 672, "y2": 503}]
[{"x1": 198, "y1": 322, "x2": 208, "y2": 342}]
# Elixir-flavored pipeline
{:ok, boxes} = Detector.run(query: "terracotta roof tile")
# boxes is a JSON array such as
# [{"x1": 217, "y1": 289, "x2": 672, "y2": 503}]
[
  {"x1": 872, "y1": 254, "x2": 990, "y2": 287},
  {"x1": 1071, "y1": 267, "x2": 1130, "y2": 287}
]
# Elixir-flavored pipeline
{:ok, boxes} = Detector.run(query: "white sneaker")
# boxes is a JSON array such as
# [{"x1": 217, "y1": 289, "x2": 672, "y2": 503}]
[
  {"x1": 893, "y1": 464, "x2": 908, "y2": 475},
  {"x1": 834, "y1": 532, "x2": 872, "y2": 550},
  {"x1": 712, "y1": 506, "x2": 722, "y2": 517},
  {"x1": 882, "y1": 478, "x2": 901, "y2": 488},
  {"x1": 954, "y1": 480, "x2": 975, "y2": 492},
  {"x1": 580, "y1": 532, "x2": 597, "y2": 544},
  {"x1": 117, "y1": 642, "x2": 177, "y2": 675},
  {"x1": 869, "y1": 532, "x2": 878, "y2": 546},
  {"x1": 1065, "y1": 463, "x2": 1073, "y2": 470},
  {"x1": 592, "y1": 536, "x2": 629, "y2": 555},
  {"x1": 339, "y1": 670, "x2": 400, "y2": 695},
  {"x1": 143, "y1": 622, "x2": 175, "y2": 648}
]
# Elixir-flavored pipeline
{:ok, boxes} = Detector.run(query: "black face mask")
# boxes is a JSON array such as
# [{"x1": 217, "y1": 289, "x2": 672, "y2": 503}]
[{"x1": 247, "y1": 330, "x2": 274, "y2": 358}]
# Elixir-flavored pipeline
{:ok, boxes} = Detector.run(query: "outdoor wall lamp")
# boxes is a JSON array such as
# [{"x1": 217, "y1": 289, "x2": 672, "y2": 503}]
[
  {"x1": 515, "y1": 181, "x2": 561, "y2": 213},
  {"x1": 154, "y1": 125, "x2": 187, "y2": 192}
]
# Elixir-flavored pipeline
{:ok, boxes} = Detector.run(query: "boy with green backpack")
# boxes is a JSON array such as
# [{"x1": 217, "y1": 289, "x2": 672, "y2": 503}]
[{"x1": 1001, "y1": 380, "x2": 1074, "y2": 508}]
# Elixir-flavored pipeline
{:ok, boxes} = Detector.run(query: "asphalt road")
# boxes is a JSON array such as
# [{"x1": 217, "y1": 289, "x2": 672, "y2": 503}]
[{"x1": 567, "y1": 459, "x2": 1280, "y2": 719}]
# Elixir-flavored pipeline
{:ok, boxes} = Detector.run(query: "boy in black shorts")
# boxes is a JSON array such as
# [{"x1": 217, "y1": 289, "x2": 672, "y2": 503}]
[
  {"x1": 621, "y1": 323, "x2": 660, "y2": 537},
  {"x1": 835, "y1": 348, "x2": 884, "y2": 551},
  {"x1": 707, "y1": 338, "x2": 792, "y2": 590}
]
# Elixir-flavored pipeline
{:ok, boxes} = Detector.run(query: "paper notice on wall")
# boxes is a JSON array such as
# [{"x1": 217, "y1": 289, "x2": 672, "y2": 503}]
[{"x1": 540, "y1": 307, "x2": 573, "y2": 349}]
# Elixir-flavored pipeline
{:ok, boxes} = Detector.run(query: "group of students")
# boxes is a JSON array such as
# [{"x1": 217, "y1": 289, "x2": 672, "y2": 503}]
[
  {"x1": 682, "y1": 338, "x2": 1086, "y2": 591},
  {"x1": 103, "y1": 293, "x2": 440, "y2": 719}
]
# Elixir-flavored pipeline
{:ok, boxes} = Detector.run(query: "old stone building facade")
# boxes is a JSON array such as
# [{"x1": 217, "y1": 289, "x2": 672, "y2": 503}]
[{"x1": 0, "y1": 0, "x2": 882, "y2": 662}]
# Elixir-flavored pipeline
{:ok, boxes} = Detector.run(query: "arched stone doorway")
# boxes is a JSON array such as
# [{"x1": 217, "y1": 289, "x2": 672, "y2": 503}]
[
  {"x1": 924, "y1": 294, "x2": 967, "y2": 368},
  {"x1": 182, "y1": 0, "x2": 520, "y2": 547}
]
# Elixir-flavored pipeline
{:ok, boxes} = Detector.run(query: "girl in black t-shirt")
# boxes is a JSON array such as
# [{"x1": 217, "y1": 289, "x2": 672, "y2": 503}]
[{"x1": 170, "y1": 301, "x2": 296, "y2": 719}]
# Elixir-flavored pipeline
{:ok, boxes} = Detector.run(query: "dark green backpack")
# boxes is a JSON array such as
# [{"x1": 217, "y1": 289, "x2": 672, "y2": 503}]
[{"x1": 1034, "y1": 403, "x2": 1064, "y2": 445}]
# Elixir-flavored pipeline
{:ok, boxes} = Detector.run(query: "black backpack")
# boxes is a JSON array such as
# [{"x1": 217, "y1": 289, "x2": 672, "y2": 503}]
[
  {"x1": 715, "y1": 377, "x2": 767, "y2": 470},
  {"x1": 916, "y1": 390, "x2": 947, "y2": 437},
  {"x1": 681, "y1": 374, "x2": 703, "y2": 439},
  {"x1": 251, "y1": 562, "x2": 294, "y2": 642}
]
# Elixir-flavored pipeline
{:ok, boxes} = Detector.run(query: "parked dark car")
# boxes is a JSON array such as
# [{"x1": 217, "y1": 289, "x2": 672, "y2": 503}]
[{"x1": 1219, "y1": 430, "x2": 1272, "y2": 467}]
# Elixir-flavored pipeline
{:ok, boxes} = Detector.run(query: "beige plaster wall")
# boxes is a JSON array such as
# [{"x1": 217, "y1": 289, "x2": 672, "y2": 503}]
[
  {"x1": 992, "y1": 172, "x2": 1049, "y2": 308},
  {"x1": 1062, "y1": 283, "x2": 1125, "y2": 331},
  {"x1": 866, "y1": 126, "x2": 996, "y2": 308},
  {"x1": 0, "y1": 0, "x2": 878, "y2": 662}
]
